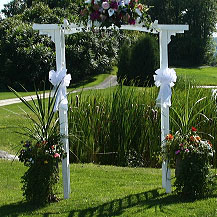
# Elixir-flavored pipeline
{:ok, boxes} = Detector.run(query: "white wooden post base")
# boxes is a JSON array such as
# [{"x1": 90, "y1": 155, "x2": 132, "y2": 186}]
[{"x1": 59, "y1": 108, "x2": 70, "y2": 198}]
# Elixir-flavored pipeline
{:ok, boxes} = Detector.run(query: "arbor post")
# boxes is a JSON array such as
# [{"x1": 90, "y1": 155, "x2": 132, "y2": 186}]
[
  {"x1": 159, "y1": 30, "x2": 171, "y2": 193},
  {"x1": 54, "y1": 28, "x2": 70, "y2": 199}
]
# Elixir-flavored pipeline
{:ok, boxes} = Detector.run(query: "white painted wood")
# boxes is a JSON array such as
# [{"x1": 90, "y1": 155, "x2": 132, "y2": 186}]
[
  {"x1": 161, "y1": 106, "x2": 171, "y2": 193},
  {"x1": 159, "y1": 29, "x2": 171, "y2": 193},
  {"x1": 33, "y1": 20, "x2": 189, "y2": 197},
  {"x1": 54, "y1": 28, "x2": 70, "y2": 199}
]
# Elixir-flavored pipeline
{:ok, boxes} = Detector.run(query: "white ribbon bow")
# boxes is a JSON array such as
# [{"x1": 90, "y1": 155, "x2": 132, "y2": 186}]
[
  {"x1": 49, "y1": 68, "x2": 71, "y2": 112},
  {"x1": 154, "y1": 68, "x2": 177, "y2": 108}
]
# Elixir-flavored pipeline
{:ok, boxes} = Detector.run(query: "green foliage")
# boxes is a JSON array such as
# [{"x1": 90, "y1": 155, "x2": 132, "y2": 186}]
[
  {"x1": 0, "y1": 16, "x2": 55, "y2": 91},
  {"x1": 0, "y1": 1, "x2": 119, "y2": 91},
  {"x1": 171, "y1": 86, "x2": 209, "y2": 134},
  {"x1": 164, "y1": 128, "x2": 215, "y2": 199},
  {"x1": 67, "y1": 81, "x2": 217, "y2": 167},
  {"x1": 19, "y1": 141, "x2": 64, "y2": 204},
  {"x1": 1, "y1": 161, "x2": 217, "y2": 216},
  {"x1": 68, "y1": 85, "x2": 161, "y2": 167},
  {"x1": 66, "y1": 30, "x2": 119, "y2": 83},
  {"x1": 117, "y1": 34, "x2": 159, "y2": 86},
  {"x1": 145, "y1": 0, "x2": 217, "y2": 66},
  {"x1": 9, "y1": 86, "x2": 65, "y2": 204}
]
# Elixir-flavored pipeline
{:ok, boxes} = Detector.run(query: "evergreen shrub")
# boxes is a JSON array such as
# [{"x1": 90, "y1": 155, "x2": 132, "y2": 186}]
[{"x1": 117, "y1": 34, "x2": 159, "y2": 86}]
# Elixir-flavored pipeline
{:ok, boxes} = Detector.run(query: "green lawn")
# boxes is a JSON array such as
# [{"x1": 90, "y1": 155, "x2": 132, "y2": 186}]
[
  {"x1": 0, "y1": 74, "x2": 110, "y2": 100},
  {"x1": 1, "y1": 67, "x2": 217, "y2": 100},
  {"x1": 1, "y1": 68, "x2": 217, "y2": 216},
  {"x1": 0, "y1": 161, "x2": 217, "y2": 217},
  {"x1": 176, "y1": 67, "x2": 217, "y2": 85},
  {"x1": 0, "y1": 87, "x2": 116, "y2": 154}
]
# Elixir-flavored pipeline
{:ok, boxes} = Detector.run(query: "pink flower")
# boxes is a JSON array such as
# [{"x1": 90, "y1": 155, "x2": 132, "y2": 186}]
[
  {"x1": 54, "y1": 153, "x2": 60, "y2": 158},
  {"x1": 185, "y1": 149, "x2": 189, "y2": 153},
  {"x1": 175, "y1": 150, "x2": 180, "y2": 155},
  {"x1": 102, "y1": 1, "x2": 110, "y2": 9}
]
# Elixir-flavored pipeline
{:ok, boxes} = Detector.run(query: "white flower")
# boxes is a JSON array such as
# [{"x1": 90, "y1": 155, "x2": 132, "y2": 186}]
[
  {"x1": 85, "y1": 0, "x2": 91, "y2": 4},
  {"x1": 108, "y1": 8, "x2": 115, "y2": 17},
  {"x1": 119, "y1": 0, "x2": 125, "y2": 7},
  {"x1": 124, "y1": 0, "x2": 130, "y2": 5}
]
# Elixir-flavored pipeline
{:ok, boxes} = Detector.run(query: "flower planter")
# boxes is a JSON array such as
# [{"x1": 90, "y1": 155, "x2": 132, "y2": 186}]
[{"x1": 164, "y1": 127, "x2": 215, "y2": 198}]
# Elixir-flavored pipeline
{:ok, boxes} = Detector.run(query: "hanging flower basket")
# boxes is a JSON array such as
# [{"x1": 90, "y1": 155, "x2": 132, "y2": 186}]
[
  {"x1": 163, "y1": 127, "x2": 215, "y2": 198},
  {"x1": 78, "y1": 0, "x2": 151, "y2": 28}
]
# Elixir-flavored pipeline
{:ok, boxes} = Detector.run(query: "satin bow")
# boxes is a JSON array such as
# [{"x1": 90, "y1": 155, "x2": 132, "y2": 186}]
[
  {"x1": 49, "y1": 68, "x2": 71, "y2": 112},
  {"x1": 154, "y1": 68, "x2": 177, "y2": 108}
]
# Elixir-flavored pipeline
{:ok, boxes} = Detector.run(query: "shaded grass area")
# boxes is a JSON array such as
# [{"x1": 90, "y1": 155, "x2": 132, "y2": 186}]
[
  {"x1": 0, "y1": 161, "x2": 217, "y2": 217},
  {"x1": 70, "y1": 74, "x2": 110, "y2": 89},
  {"x1": 176, "y1": 67, "x2": 217, "y2": 86},
  {"x1": 0, "y1": 74, "x2": 110, "y2": 100}
]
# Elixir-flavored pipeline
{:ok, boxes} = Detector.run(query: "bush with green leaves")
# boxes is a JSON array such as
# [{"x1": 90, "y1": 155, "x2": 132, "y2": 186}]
[
  {"x1": 117, "y1": 34, "x2": 159, "y2": 86},
  {"x1": 10, "y1": 86, "x2": 65, "y2": 204},
  {"x1": 0, "y1": 1, "x2": 119, "y2": 91},
  {"x1": 146, "y1": 0, "x2": 217, "y2": 66},
  {"x1": 66, "y1": 30, "x2": 119, "y2": 83},
  {"x1": 164, "y1": 127, "x2": 215, "y2": 199}
]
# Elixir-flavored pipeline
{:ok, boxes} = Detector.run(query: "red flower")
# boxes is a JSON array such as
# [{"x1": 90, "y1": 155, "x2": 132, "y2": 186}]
[
  {"x1": 192, "y1": 127, "x2": 197, "y2": 132},
  {"x1": 166, "y1": 134, "x2": 174, "y2": 141}
]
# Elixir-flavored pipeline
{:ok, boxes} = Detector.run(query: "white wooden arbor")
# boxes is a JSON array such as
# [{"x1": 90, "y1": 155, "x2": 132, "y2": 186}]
[{"x1": 33, "y1": 20, "x2": 189, "y2": 199}]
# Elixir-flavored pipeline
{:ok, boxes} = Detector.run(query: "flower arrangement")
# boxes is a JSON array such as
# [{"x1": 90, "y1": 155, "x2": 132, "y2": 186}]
[
  {"x1": 19, "y1": 139, "x2": 66, "y2": 204},
  {"x1": 163, "y1": 127, "x2": 215, "y2": 198},
  {"x1": 78, "y1": 0, "x2": 151, "y2": 28},
  {"x1": 19, "y1": 140, "x2": 65, "y2": 167},
  {"x1": 9, "y1": 86, "x2": 66, "y2": 205}
]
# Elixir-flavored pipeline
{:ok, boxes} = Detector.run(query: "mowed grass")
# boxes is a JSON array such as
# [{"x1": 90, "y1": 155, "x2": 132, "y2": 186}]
[
  {"x1": 0, "y1": 160, "x2": 217, "y2": 217},
  {"x1": 176, "y1": 67, "x2": 217, "y2": 85},
  {"x1": 0, "y1": 103, "x2": 32, "y2": 153},
  {"x1": 0, "y1": 74, "x2": 110, "y2": 100},
  {"x1": 0, "y1": 88, "x2": 115, "y2": 154}
]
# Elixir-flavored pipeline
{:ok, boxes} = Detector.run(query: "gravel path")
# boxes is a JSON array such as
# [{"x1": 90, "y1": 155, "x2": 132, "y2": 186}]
[{"x1": 0, "y1": 75, "x2": 118, "y2": 160}]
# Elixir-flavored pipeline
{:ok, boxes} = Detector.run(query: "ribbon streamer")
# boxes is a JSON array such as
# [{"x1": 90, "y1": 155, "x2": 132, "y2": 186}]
[
  {"x1": 154, "y1": 68, "x2": 177, "y2": 108},
  {"x1": 49, "y1": 68, "x2": 71, "y2": 112}
]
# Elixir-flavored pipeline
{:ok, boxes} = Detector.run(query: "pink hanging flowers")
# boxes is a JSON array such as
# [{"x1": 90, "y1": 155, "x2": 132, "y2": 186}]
[{"x1": 79, "y1": 0, "x2": 151, "y2": 28}]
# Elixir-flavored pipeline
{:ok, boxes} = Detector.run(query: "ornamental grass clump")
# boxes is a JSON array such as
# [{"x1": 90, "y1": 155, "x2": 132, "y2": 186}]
[
  {"x1": 163, "y1": 127, "x2": 215, "y2": 199},
  {"x1": 9, "y1": 86, "x2": 65, "y2": 205}
]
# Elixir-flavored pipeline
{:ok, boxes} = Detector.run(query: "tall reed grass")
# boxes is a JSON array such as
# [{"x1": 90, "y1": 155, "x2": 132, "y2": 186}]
[{"x1": 68, "y1": 81, "x2": 217, "y2": 167}]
